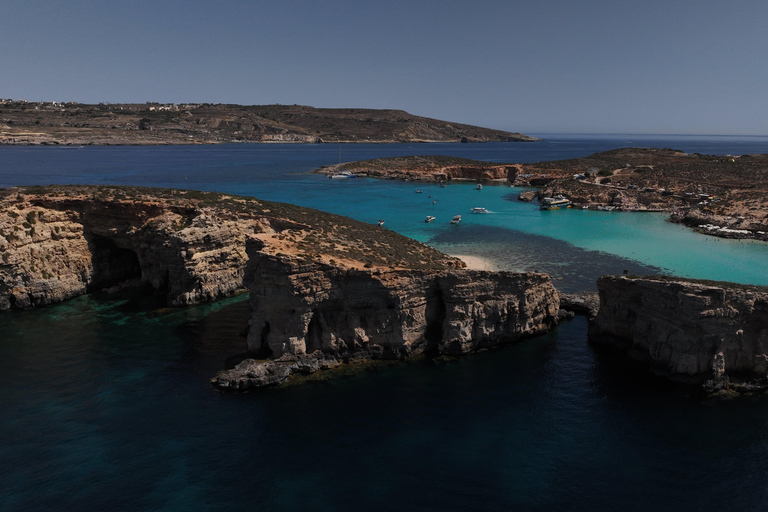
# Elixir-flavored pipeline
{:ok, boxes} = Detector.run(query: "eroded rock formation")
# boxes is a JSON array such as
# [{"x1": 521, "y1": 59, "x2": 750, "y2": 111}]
[
  {"x1": 212, "y1": 245, "x2": 560, "y2": 390},
  {"x1": 589, "y1": 275, "x2": 768, "y2": 393},
  {"x1": 0, "y1": 191, "x2": 258, "y2": 309},
  {"x1": 0, "y1": 185, "x2": 464, "y2": 311}
]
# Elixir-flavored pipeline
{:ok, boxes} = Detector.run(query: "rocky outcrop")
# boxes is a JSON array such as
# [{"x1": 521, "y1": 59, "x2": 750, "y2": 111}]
[
  {"x1": 1, "y1": 185, "x2": 465, "y2": 311},
  {"x1": 315, "y1": 156, "x2": 521, "y2": 183},
  {"x1": 0, "y1": 192, "x2": 258, "y2": 310},
  {"x1": 589, "y1": 276, "x2": 768, "y2": 393},
  {"x1": 211, "y1": 246, "x2": 560, "y2": 389},
  {"x1": 560, "y1": 292, "x2": 600, "y2": 319}
]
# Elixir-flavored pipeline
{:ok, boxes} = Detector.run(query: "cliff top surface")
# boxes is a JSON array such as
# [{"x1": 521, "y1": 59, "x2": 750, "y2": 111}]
[
  {"x1": 334, "y1": 155, "x2": 515, "y2": 171},
  {"x1": 524, "y1": 147, "x2": 768, "y2": 188},
  {"x1": 0, "y1": 100, "x2": 537, "y2": 145},
  {"x1": 602, "y1": 274, "x2": 768, "y2": 293},
  {"x1": 0, "y1": 185, "x2": 464, "y2": 271}
]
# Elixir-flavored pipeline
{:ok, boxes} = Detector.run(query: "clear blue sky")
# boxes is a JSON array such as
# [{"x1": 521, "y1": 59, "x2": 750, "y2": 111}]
[{"x1": 2, "y1": 0, "x2": 767, "y2": 135}]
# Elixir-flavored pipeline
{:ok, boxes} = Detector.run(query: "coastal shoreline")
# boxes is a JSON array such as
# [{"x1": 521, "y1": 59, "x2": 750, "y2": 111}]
[{"x1": 451, "y1": 254, "x2": 498, "y2": 271}]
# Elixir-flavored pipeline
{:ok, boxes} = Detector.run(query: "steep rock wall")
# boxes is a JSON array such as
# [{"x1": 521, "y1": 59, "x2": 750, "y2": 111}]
[
  {"x1": 0, "y1": 194, "x2": 264, "y2": 310},
  {"x1": 589, "y1": 275, "x2": 768, "y2": 392},
  {"x1": 212, "y1": 246, "x2": 560, "y2": 389}
]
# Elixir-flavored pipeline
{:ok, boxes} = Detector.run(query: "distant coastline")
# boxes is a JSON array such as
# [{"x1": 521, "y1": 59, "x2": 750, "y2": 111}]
[{"x1": 0, "y1": 100, "x2": 538, "y2": 146}]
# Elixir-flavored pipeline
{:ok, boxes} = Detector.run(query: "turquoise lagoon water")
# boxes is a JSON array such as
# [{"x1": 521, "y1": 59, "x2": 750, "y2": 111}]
[{"x1": 2, "y1": 136, "x2": 768, "y2": 511}]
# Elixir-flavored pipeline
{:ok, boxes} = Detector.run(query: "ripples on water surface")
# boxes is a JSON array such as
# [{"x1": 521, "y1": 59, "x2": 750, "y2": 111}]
[{"x1": 2, "y1": 136, "x2": 768, "y2": 511}]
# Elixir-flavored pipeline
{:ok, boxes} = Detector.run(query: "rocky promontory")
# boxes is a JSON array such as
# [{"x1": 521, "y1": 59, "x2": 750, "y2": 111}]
[
  {"x1": 1, "y1": 185, "x2": 563, "y2": 389},
  {"x1": 0, "y1": 185, "x2": 462, "y2": 310},
  {"x1": 212, "y1": 244, "x2": 560, "y2": 390},
  {"x1": 589, "y1": 275, "x2": 768, "y2": 394}
]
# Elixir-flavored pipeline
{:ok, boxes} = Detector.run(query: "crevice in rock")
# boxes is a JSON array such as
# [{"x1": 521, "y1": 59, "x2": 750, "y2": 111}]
[
  {"x1": 259, "y1": 321, "x2": 273, "y2": 358},
  {"x1": 86, "y1": 234, "x2": 142, "y2": 291},
  {"x1": 425, "y1": 283, "x2": 446, "y2": 350},
  {"x1": 306, "y1": 309, "x2": 322, "y2": 353}
]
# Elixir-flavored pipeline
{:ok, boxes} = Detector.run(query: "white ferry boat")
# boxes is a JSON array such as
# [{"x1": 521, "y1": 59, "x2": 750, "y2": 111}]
[{"x1": 539, "y1": 195, "x2": 572, "y2": 210}]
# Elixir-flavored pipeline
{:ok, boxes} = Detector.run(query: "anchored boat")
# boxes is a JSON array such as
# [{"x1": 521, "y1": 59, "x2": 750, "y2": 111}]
[{"x1": 540, "y1": 195, "x2": 572, "y2": 210}]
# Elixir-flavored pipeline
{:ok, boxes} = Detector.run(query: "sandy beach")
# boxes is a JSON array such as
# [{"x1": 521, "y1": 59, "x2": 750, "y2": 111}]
[{"x1": 452, "y1": 254, "x2": 498, "y2": 271}]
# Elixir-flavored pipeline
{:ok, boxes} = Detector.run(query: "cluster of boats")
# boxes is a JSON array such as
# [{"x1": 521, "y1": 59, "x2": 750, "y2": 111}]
[
  {"x1": 381, "y1": 183, "x2": 490, "y2": 227},
  {"x1": 424, "y1": 207, "x2": 488, "y2": 225}
]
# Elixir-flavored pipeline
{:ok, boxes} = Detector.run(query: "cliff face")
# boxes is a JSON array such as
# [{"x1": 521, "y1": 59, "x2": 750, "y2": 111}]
[
  {"x1": 589, "y1": 276, "x2": 768, "y2": 393},
  {"x1": 1, "y1": 185, "x2": 465, "y2": 311},
  {"x1": 212, "y1": 246, "x2": 560, "y2": 389},
  {"x1": 0, "y1": 192, "x2": 258, "y2": 310}
]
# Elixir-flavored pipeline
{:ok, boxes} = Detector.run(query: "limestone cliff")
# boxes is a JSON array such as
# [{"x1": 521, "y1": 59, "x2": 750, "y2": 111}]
[
  {"x1": 0, "y1": 189, "x2": 257, "y2": 309},
  {"x1": 212, "y1": 245, "x2": 560, "y2": 390},
  {"x1": 1, "y1": 185, "x2": 462, "y2": 311},
  {"x1": 589, "y1": 275, "x2": 768, "y2": 393}
]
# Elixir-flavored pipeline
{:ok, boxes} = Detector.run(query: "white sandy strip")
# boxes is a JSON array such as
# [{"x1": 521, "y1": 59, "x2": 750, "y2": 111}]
[{"x1": 451, "y1": 254, "x2": 498, "y2": 271}]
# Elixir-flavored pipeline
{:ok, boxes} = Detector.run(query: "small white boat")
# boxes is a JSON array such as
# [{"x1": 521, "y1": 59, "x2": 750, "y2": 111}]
[
  {"x1": 377, "y1": 220, "x2": 385, "y2": 226},
  {"x1": 415, "y1": 190, "x2": 423, "y2": 193},
  {"x1": 471, "y1": 207, "x2": 488, "y2": 214},
  {"x1": 476, "y1": 184, "x2": 483, "y2": 190},
  {"x1": 329, "y1": 171, "x2": 356, "y2": 179},
  {"x1": 450, "y1": 215, "x2": 462, "y2": 224},
  {"x1": 425, "y1": 216, "x2": 435, "y2": 223}
]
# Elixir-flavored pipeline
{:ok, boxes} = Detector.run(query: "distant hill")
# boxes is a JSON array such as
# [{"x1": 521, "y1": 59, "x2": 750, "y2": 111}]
[{"x1": 0, "y1": 100, "x2": 538, "y2": 145}]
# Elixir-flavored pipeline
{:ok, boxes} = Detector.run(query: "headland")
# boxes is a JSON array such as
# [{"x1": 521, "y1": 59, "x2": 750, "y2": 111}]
[
  {"x1": 0, "y1": 185, "x2": 562, "y2": 389},
  {"x1": 0, "y1": 100, "x2": 537, "y2": 145}
]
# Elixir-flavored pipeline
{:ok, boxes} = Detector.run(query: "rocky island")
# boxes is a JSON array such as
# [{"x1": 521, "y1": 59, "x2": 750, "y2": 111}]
[
  {"x1": 315, "y1": 155, "x2": 521, "y2": 182},
  {"x1": 0, "y1": 185, "x2": 561, "y2": 388},
  {"x1": 0, "y1": 100, "x2": 537, "y2": 145},
  {"x1": 325, "y1": 148, "x2": 768, "y2": 242}
]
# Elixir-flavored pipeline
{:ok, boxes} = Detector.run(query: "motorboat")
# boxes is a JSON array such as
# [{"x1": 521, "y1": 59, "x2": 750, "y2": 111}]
[
  {"x1": 450, "y1": 215, "x2": 462, "y2": 224},
  {"x1": 471, "y1": 207, "x2": 488, "y2": 214},
  {"x1": 476, "y1": 184, "x2": 483, "y2": 190},
  {"x1": 425, "y1": 216, "x2": 435, "y2": 223},
  {"x1": 329, "y1": 171, "x2": 357, "y2": 179}
]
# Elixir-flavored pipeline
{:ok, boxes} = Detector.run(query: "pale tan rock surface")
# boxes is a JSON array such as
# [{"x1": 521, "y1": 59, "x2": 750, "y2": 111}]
[
  {"x1": 212, "y1": 247, "x2": 561, "y2": 389},
  {"x1": 0, "y1": 185, "x2": 464, "y2": 310}
]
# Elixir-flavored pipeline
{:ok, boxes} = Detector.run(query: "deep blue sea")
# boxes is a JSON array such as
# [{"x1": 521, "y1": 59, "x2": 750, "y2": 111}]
[{"x1": 2, "y1": 135, "x2": 768, "y2": 511}]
